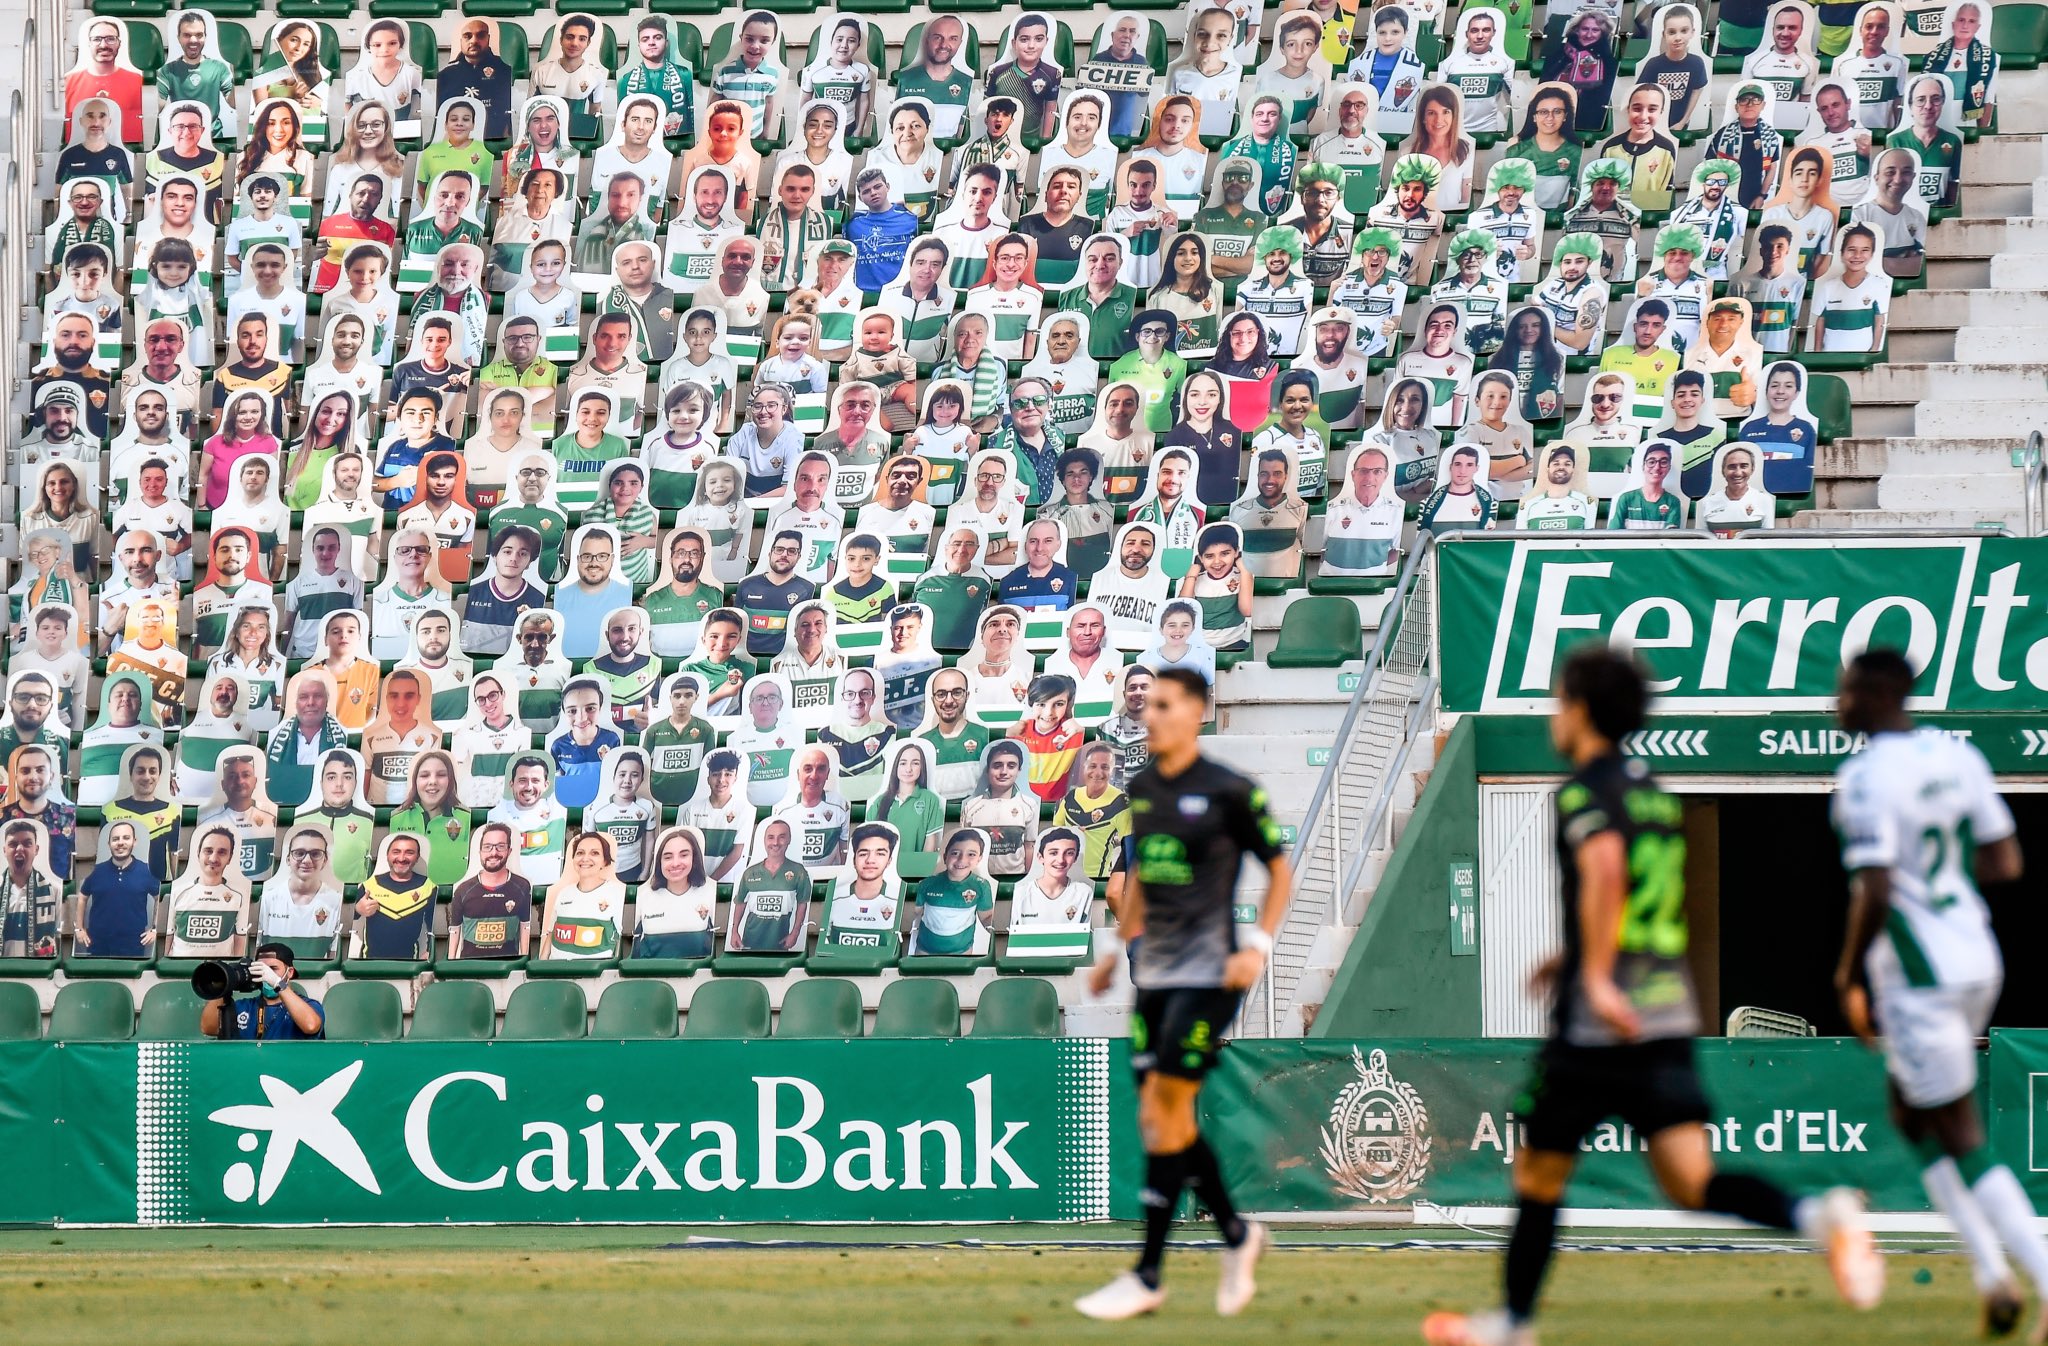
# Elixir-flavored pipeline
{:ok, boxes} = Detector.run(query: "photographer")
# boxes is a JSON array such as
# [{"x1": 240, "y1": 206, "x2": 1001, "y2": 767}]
[{"x1": 197, "y1": 942, "x2": 327, "y2": 1040}]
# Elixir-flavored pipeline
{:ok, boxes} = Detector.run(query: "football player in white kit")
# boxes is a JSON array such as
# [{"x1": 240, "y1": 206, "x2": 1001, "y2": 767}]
[{"x1": 1833, "y1": 649, "x2": 2048, "y2": 1338}]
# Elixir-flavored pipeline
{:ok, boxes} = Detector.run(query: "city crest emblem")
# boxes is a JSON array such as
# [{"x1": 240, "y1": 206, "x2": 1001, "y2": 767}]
[{"x1": 1319, "y1": 1047, "x2": 1430, "y2": 1203}]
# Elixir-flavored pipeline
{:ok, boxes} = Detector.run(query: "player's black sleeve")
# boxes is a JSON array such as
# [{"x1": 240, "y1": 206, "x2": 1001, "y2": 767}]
[{"x1": 1234, "y1": 777, "x2": 1285, "y2": 866}]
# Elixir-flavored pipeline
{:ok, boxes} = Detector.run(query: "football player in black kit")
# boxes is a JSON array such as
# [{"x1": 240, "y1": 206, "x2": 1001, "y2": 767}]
[
  {"x1": 1076, "y1": 666, "x2": 1292, "y2": 1321},
  {"x1": 1424, "y1": 648, "x2": 1881, "y2": 1346}
]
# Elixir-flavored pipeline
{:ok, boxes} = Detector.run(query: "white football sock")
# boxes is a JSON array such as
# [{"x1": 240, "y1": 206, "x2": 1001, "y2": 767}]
[
  {"x1": 1923, "y1": 1158, "x2": 2010, "y2": 1292},
  {"x1": 1972, "y1": 1164, "x2": 2048, "y2": 1293}
]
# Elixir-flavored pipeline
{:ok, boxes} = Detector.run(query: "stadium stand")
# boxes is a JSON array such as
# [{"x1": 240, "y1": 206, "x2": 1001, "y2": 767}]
[{"x1": 0, "y1": 0, "x2": 2040, "y2": 1046}]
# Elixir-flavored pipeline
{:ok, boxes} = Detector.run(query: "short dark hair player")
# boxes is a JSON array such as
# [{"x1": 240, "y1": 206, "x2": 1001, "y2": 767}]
[
  {"x1": 1075, "y1": 666, "x2": 1292, "y2": 1321},
  {"x1": 1424, "y1": 647, "x2": 1882, "y2": 1346}
]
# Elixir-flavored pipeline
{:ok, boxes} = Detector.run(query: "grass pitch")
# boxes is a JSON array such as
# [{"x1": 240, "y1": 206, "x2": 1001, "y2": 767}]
[{"x1": 0, "y1": 1225, "x2": 1983, "y2": 1345}]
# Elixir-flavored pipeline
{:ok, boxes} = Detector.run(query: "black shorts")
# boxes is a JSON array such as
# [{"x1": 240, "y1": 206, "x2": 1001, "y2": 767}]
[
  {"x1": 1131, "y1": 987, "x2": 1243, "y2": 1081},
  {"x1": 1515, "y1": 1037, "x2": 1712, "y2": 1155}
]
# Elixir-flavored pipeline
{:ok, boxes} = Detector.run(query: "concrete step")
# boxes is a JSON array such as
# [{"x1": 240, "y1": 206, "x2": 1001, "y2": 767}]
[
  {"x1": 1917, "y1": 398, "x2": 2048, "y2": 438},
  {"x1": 1822, "y1": 437, "x2": 2023, "y2": 479},
  {"x1": 1877, "y1": 471, "x2": 2026, "y2": 513},
  {"x1": 1997, "y1": 220, "x2": 2048, "y2": 255},
  {"x1": 1955, "y1": 326, "x2": 2048, "y2": 361},
  {"x1": 1963, "y1": 135, "x2": 2048, "y2": 186},
  {"x1": 1892, "y1": 291, "x2": 2048, "y2": 330},
  {"x1": 1837, "y1": 362, "x2": 2048, "y2": 404},
  {"x1": 1814, "y1": 477, "x2": 1879, "y2": 511},
  {"x1": 1990, "y1": 253, "x2": 2048, "y2": 289},
  {"x1": 1789, "y1": 507, "x2": 2022, "y2": 532},
  {"x1": 1960, "y1": 182, "x2": 2040, "y2": 220},
  {"x1": 1926, "y1": 218, "x2": 2012, "y2": 260}
]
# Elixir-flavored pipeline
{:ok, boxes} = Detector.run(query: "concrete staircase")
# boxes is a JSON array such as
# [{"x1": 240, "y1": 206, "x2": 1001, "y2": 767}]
[{"x1": 1797, "y1": 101, "x2": 2048, "y2": 534}]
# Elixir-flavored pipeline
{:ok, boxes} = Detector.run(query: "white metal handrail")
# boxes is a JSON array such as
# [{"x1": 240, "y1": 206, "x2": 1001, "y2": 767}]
[
  {"x1": 2021, "y1": 432, "x2": 2046, "y2": 539},
  {"x1": 1250, "y1": 534, "x2": 1437, "y2": 1036}
]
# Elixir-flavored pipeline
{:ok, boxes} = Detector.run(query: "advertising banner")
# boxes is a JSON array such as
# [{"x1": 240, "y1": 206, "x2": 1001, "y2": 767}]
[
  {"x1": 1437, "y1": 537, "x2": 2048, "y2": 715},
  {"x1": 24, "y1": 1033, "x2": 2048, "y2": 1225},
  {"x1": 0, "y1": 1039, "x2": 1121, "y2": 1226},
  {"x1": 1471, "y1": 714, "x2": 2048, "y2": 776},
  {"x1": 1209, "y1": 1038, "x2": 1928, "y2": 1214}
]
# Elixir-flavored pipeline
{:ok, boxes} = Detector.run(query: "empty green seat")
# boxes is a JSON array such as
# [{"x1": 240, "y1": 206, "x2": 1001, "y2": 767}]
[
  {"x1": 216, "y1": 22, "x2": 256, "y2": 82},
  {"x1": 1267, "y1": 596, "x2": 1366, "y2": 668},
  {"x1": 48, "y1": 983, "x2": 134, "y2": 1041},
  {"x1": 872, "y1": 979, "x2": 960, "y2": 1038},
  {"x1": 683, "y1": 979, "x2": 771, "y2": 1038},
  {"x1": 124, "y1": 22, "x2": 166, "y2": 74},
  {"x1": 408, "y1": 980, "x2": 497, "y2": 1040},
  {"x1": 1809, "y1": 374, "x2": 1853, "y2": 443},
  {"x1": 322, "y1": 981, "x2": 404, "y2": 1041},
  {"x1": 1994, "y1": 3, "x2": 2048, "y2": 66},
  {"x1": 501, "y1": 981, "x2": 588, "y2": 1040},
  {"x1": 776, "y1": 978, "x2": 863, "y2": 1038},
  {"x1": 0, "y1": 982, "x2": 40, "y2": 1040},
  {"x1": 137, "y1": 982, "x2": 208, "y2": 1041},
  {"x1": 971, "y1": 978, "x2": 1060, "y2": 1037},
  {"x1": 463, "y1": 0, "x2": 543, "y2": 17},
  {"x1": 593, "y1": 980, "x2": 679, "y2": 1039}
]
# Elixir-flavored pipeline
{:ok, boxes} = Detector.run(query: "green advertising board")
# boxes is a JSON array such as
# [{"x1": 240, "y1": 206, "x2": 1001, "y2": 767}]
[
  {"x1": 1209, "y1": 1038, "x2": 1929, "y2": 1215},
  {"x1": 4, "y1": 1040, "x2": 1127, "y2": 1226},
  {"x1": 3, "y1": 1035, "x2": 2009, "y2": 1226},
  {"x1": 1472, "y1": 714, "x2": 2048, "y2": 776},
  {"x1": 1438, "y1": 536, "x2": 2048, "y2": 715}
]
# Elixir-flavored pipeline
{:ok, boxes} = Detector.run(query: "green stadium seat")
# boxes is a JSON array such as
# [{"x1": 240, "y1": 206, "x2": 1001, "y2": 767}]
[
  {"x1": 1266, "y1": 596, "x2": 1366, "y2": 668},
  {"x1": 683, "y1": 979, "x2": 772, "y2": 1038},
  {"x1": 0, "y1": 982, "x2": 41, "y2": 1040},
  {"x1": 501, "y1": 980, "x2": 589, "y2": 1040},
  {"x1": 464, "y1": 0, "x2": 541, "y2": 16},
  {"x1": 48, "y1": 983, "x2": 134, "y2": 1041},
  {"x1": 216, "y1": 22, "x2": 257, "y2": 82},
  {"x1": 0, "y1": 957, "x2": 56, "y2": 979},
  {"x1": 124, "y1": 22, "x2": 166, "y2": 76},
  {"x1": 497, "y1": 24, "x2": 532, "y2": 81},
  {"x1": 776, "y1": 977, "x2": 864, "y2": 1038},
  {"x1": 92, "y1": 0, "x2": 173, "y2": 16},
  {"x1": 970, "y1": 977, "x2": 1060, "y2": 1037},
  {"x1": 322, "y1": 980, "x2": 405, "y2": 1041},
  {"x1": 1994, "y1": 3, "x2": 2048, "y2": 67},
  {"x1": 872, "y1": 979, "x2": 960, "y2": 1038},
  {"x1": 407, "y1": 980, "x2": 497, "y2": 1040},
  {"x1": 137, "y1": 982, "x2": 209, "y2": 1041},
  {"x1": 593, "y1": 980, "x2": 680, "y2": 1038},
  {"x1": 1809, "y1": 374, "x2": 1853, "y2": 443}
]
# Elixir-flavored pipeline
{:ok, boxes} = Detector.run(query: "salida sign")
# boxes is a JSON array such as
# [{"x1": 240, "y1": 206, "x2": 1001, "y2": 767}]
[
  {"x1": 133, "y1": 1040, "x2": 1113, "y2": 1225},
  {"x1": 1438, "y1": 536, "x2": 2048, "y2": 714}
]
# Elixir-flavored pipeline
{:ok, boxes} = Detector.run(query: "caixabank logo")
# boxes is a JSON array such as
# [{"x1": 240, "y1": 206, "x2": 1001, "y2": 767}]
[{"x1": 133, "y1": 1040, "x2": 1112, "y2": 1225}]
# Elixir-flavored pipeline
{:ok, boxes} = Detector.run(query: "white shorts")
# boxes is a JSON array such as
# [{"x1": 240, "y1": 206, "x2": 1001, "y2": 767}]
[{"x1": 1874, "y1": 979, "x2": 2000, "y2": 1109}]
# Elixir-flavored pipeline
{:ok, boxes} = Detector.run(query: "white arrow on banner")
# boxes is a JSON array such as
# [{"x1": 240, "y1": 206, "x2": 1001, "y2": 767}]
[
  {"x1": 1622, "y1": 729, "x2": 1711, "y2": 757},
  {"x1": 2022, "y1": 729, "x2": 2048, "y2": 757}
]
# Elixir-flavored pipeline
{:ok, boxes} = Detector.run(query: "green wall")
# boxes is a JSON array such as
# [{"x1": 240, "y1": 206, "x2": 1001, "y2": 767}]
[{"x1": 1311, "y1": 717, "x2": 1480, "y2": 1038}]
